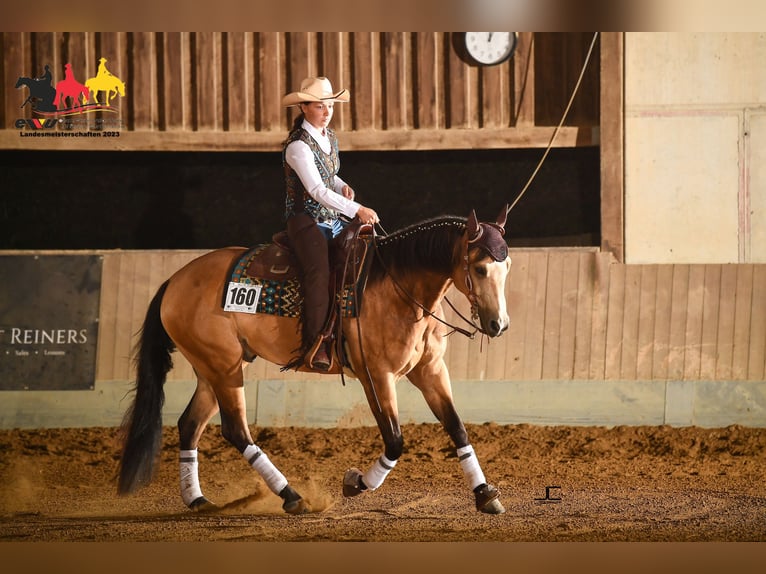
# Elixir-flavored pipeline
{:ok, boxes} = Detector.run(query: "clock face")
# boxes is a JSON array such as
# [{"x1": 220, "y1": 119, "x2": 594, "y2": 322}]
[{"x1": 464, "y1": 32, "x2": 516, "y2": 66}]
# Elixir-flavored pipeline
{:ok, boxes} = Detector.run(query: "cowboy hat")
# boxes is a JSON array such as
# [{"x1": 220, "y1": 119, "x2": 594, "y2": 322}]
[{"x1": 282, "y1": 76, "x2": 350, "y2": 107}]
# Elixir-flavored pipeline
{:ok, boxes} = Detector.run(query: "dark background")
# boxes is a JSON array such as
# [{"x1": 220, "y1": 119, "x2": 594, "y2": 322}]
[{"x1": 0, "y1": 147, "x2": 600, "y2": 249}]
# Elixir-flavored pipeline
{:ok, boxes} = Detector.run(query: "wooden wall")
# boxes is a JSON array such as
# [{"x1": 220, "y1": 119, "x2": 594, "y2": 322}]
[
  {"x1": 95, "y1": 249, "x2": 766, "y2": 385},
  {"x1": 1, "y1": 32, "x2": 600, "y2": 151}
]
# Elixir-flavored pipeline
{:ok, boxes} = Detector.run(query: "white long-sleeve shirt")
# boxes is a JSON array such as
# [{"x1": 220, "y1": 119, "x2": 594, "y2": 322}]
[{"x1": 284, "y1": 120, "x2": 361, "y2": 219}]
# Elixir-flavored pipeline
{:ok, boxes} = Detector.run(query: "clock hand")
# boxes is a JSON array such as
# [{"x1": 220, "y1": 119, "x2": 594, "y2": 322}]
[{"x1": 488, "y1": 32, "x2": 493, "y2": 42}]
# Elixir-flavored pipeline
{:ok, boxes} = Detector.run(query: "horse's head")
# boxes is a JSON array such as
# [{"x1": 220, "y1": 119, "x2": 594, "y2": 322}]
[{"x1": 454, "y1": 205, "x2": 512, "y2": 337}]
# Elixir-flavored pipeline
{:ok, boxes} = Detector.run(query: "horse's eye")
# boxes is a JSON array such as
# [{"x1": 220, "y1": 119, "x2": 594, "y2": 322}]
[{"x1": 475, "y1": 265, "x2": 488, "y2": 278}]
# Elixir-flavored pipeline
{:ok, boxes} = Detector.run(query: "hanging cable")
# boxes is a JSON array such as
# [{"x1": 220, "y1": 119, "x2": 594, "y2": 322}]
[{"x1": 507, "y1": 31, "x2": 600, "y2": 215}]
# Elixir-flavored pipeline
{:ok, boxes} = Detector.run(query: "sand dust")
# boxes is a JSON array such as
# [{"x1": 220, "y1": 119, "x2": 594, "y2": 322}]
[{"x1": 0, "y1": 422, "x2": 764, "y2": 541}]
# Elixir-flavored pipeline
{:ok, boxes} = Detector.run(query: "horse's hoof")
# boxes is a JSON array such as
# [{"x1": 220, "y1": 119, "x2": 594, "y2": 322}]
[
  {"x1": 189, "y1": 496, "x2": 218, "y2": 513},
  {"x1": 342, "y1": 467, "x2": 365, "y2": 497},
  {"x1": 282, "y1": 498, "x2": 311, "y2": 515},
  {"x1": 474, "y1": 483, "x2": 506, "y2": 514}
]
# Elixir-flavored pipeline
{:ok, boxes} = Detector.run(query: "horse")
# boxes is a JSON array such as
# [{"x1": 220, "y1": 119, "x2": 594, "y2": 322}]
[
  {"x1": 15, "y1": 67, "x2": 57, "y2": 112},
  {"x1": 55, "y1": 64, "x2": 89, "y2": 111},
  {"x1": 86, "y1": 58, "x2": 126, "y2": 105},
  {"x1": 117, "y1": 206, "x2": 512, "y2": 515}
]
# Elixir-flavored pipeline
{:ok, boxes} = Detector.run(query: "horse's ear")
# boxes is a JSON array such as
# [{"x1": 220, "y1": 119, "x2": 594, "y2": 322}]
[
  {"x1": 467, "y1": 209, "x2": 480, "y2": 240},
  {"x1": 495, "y1": 204, "x2": 508, "y2": 234}
]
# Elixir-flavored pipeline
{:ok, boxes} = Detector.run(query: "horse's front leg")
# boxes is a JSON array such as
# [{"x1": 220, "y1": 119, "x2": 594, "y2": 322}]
[
  {"x1": 342, "y1": 373, "x2": 402, "y2": 498},
  {"x1": 407, "y1": 359, "x2": 506, "y2": 514}
]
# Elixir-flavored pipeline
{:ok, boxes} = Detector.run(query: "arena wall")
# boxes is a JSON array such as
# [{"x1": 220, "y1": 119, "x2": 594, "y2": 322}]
[{"x1": 1, "y1": 249, "x2": 763, "y2": 429}]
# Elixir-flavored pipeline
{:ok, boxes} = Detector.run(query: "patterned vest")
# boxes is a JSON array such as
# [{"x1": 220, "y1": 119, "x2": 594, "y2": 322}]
[{"x1": 283, "y1": 127, "x2": 340, "y2": 222}]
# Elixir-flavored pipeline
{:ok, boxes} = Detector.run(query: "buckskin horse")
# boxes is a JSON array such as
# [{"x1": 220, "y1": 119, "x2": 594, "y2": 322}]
[{"x1": 117, "y1": 206, "x2": 512, "y2": 515}]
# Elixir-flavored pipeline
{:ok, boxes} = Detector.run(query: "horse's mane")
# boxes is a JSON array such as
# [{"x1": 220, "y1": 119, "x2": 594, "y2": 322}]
[{"x1": 368, "y1": 215, "x2": 467, "y2": 285}]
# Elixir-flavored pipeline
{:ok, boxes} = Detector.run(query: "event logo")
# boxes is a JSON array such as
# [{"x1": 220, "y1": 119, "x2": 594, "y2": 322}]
[{"x1": 14, "y1": 58, "x2": 126, "y2": 132}]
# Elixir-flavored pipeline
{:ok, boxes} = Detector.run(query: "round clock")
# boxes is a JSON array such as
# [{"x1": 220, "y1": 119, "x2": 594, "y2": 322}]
[{"x1": 461, "y1": 32, "x2": 517, "y2": 66}]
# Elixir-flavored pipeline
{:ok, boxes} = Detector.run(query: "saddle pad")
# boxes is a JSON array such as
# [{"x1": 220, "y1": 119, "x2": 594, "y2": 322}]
[{"x1": 222, "y1": 245, "x2": 358, "y2": 318}]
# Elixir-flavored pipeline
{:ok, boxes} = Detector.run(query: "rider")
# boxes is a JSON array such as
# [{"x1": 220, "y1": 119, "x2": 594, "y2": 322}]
[{"x1": 281, "y1": 77, "x2": 379, "y2": 371}]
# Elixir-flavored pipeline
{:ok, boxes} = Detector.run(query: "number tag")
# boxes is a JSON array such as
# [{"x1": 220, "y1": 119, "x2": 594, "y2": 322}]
[{"x1": 224, "y1": 282, "x2": 262, "y2": 314}]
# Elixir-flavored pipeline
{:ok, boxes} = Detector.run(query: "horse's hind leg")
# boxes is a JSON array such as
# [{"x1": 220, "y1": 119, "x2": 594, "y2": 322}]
[
  {"x1": 177, "y1": 379, "x2": 220, "y2": 511},
  {"x1": 214, "y1": 382, "x2": 309, "y2": 515}
]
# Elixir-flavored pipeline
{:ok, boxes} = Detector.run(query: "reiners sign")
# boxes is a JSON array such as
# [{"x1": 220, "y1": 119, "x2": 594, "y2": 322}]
[{"x1": 0, "y1": 255, "x2": 102, "y2": 390}]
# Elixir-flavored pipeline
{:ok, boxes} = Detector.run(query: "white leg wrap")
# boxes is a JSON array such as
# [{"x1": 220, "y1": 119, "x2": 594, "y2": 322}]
[
  {"x1": 242, "y1": 444, "x2": 288, "y2": 495},
  {"x1": 457, "y1": 444, "x2": 486, "y2": 490},
  {"x1": 179, "y1": 449, "x2": 204, "y2": 506},
  {"x1": 362, "y1": 454, "x2": 397, "y2": 490}
]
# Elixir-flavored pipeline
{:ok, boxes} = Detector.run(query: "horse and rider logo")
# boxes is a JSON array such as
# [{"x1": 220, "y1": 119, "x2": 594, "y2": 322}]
[{"x1": 15, "y1": 58, "x2": 126, "y2": 117}]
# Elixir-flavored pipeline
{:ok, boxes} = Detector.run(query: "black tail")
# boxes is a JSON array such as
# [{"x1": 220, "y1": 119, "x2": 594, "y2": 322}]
[{"x1": 117, "y1": 280, "x2": 175, "y2": 495}]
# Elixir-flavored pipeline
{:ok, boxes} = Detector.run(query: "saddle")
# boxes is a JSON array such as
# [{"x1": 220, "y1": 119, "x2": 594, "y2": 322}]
[{"x1": 231, "y1": 220, "x2": 375, "y2": 369}]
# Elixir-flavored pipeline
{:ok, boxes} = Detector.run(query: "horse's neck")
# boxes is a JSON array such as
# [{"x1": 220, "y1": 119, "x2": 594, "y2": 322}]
[{"x1": 387, "y1": 270, "x2": 453, "y2": 312}]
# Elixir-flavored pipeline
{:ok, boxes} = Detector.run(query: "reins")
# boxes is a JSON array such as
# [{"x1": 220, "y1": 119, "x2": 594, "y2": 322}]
[{"x1": 370, "y1": 231, "x2": 482, "y2": 339}]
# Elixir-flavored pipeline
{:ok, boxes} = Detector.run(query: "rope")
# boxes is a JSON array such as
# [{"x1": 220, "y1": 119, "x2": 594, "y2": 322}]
[{"x1": 506, "y1": 31, "x2": 600, "y2": 215}]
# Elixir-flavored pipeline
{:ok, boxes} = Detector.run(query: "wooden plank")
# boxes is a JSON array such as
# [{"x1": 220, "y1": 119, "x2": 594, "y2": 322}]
[
  {"x1": 350, "y1": 32, "x2": 377, "y2": 130},
  {"x1": 652, "y1": 265, "x2": 674, "y2": 380},
  {"x1": 96, "y1": 32, "x2": 127, "y2": 128},
  {"x1": 95, "y1": 254, "x2": 120, "y2": 380},
  {"x1": 513, "y1": 32, "x2": 535, "y2": 127},
  {"x1": 603, "y1": 262, "x2": 625, "y2": 381},
  {"x1": 557, "y1": 251, "x2": 580, "y2": 379},
  {"x1": 505, "y1": 251, "x2": 530, "y2": 380},
  {"x1": 635, "y1": 265, "x2": 658, "y2": 380},
  {"x1": 522, "y1": 252, "x2": 549, "y2": 380},
  {"x1": 31, "y1": 32, "x2": 58, "y2": 86},
  {"x1": 158, "y1": 32, "x2": 187, "y2": 130},
  {"x1": 484, "y1": 285, "x2": 510, "y2": 380},
  {"x1": 541, "y1": 251, "x2": 564, "y2": 379},
  {"x1": 572, "y1": 251, "x2": 595, "y2": 379},
  {"x1": 61, "y1": 32, "x2": 91, "y2": 95},
  {"x1": 320, "y1": 33, "x2": 349, "y2": 132},
  {"x1": 415, "y1": 32, "x2": 439, "y2": 129},
  {"x1": 588, "y1": 252, "x2": 612, "y2": 380},
  {"x1": 683, "y1": 265, "x2": 706, "y2": 380},
  {"x1": 2, "y1": 33, "x2": 27, "y2": 126},
  {"x1": 381, "y1": 32, "x2": 407, "y2": 130},
  {"x1": 443, "y1": 286, "x2": 471, "y2": 382},
  {"x1": 732, "y1": 264, "x2": 754, "y2": 380},
  {"x1": 257, "y1": 32, "x2": 283, "y2": 132},
  {"x1": 667, "y1": 265, "x2": 690, "y2": 380},
  {"x1": 128, "y1": 32, "x2": 156, "y2": 130},
  {"x1": 194, "y1": 32, "x2": 221, "y2": 131},
  {"x1": 748, "y1": 265, "x2": 766, "y2": 380},
  {"x1": 480, "y1": 61, "x2": 509, "y2": 128},
  {"x1": 223, "y1": 32, "x2": 251, "y2": 132},
  {"x1": 699, "y1": 265, "x2": 722, "y2": 380},
  {"x1": 446, "y1": 33, "x2": 473, "y2": 129},
  {"x1": 113, "y1": 253, "x2": 138, "y2": 380},
  {"x1": 716, "y1": 264, "x2": 738, "y2": 380},
  {"x1": 600, "y1": 32, "x2": 625, "y2": 262},
  {"x1": 620, "y1": 264, "x2": 641, "y2": 381}
]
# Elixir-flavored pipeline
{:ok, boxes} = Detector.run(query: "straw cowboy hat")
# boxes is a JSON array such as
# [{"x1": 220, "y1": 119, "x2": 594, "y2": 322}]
[{"x1": 282, "y1": 76, "x2": 350, "y2": 107}]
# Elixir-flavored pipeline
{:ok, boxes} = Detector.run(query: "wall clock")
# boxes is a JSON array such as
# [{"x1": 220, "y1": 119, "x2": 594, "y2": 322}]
[{"x1": 459, "y1": 32, "x2": 517, "y2": 66}]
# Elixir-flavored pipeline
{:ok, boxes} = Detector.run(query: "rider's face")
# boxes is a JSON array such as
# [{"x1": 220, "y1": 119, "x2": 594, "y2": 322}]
[{"x1": 300, "y1": 101, "x2": 334, "y2": 131}]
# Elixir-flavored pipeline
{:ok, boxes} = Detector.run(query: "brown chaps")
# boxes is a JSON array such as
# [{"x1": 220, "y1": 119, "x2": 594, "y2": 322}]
[{"x1": 286, "y1": 213, "x2": 331, "y2": 351}]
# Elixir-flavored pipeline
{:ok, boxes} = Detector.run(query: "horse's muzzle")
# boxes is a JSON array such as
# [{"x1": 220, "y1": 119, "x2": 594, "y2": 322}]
[{"x1": 485, "y1": 315, "x2": 509, "y2": 337}]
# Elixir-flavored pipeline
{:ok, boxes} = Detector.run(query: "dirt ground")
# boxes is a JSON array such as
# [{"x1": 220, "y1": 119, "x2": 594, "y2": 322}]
[{"x1": 0, "y1": 422, "x2": 765, "y2": 543}]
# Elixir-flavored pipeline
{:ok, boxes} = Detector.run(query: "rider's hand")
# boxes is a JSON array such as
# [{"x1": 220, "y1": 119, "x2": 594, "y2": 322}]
[
  {"x1": 356, "y1": 206, "x2": 379, "y2": 226},
  {"x1": 341, "y1": 185, "x2": 355, "y2": 200}
]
